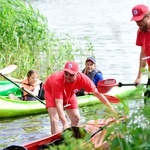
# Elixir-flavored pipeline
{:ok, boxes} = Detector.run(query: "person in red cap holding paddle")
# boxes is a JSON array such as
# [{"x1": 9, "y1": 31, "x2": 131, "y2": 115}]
[
  {"x1": 44, "y1": 60, "x2": 117, "y2": 134},
  {"x1": 131, "y1": 4, "x2": 150, "y2": 104}
]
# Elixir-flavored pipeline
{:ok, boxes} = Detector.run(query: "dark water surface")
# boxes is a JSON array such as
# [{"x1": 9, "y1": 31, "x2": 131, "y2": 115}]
[{"x1": 0, "y1": 0, "x2": 149, "y2": 149}]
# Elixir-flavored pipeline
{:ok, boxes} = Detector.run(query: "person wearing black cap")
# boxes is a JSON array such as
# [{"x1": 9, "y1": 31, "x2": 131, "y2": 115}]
[
  {"x1": 131, "y1": 4, "x2": 150, "y2": 104},
  {"x1": 76, "y1": 56, "x2": 103, "y2": 96}
]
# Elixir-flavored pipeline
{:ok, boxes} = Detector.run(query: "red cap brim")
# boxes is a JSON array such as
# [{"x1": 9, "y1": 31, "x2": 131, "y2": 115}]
[
  {"x1": 131, "y1": 15, "x2": 144, "y2": 21},
  {"x1": 63, "y1": 69, "x2": 77, "y2": 74}
]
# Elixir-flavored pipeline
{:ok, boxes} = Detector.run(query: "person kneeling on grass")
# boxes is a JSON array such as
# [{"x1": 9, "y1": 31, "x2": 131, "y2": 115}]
[
  {"x1": 44, "y1": 60, "x2": 117, "y2": 135},
  {"x1": 8, "y1": 70, "x2": 44, "y2": 101}
]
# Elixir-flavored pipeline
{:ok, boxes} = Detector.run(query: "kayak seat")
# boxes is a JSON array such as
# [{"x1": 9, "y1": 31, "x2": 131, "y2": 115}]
[{"x1": 2, "y1": 145, "x2": 27, "y2": 150}]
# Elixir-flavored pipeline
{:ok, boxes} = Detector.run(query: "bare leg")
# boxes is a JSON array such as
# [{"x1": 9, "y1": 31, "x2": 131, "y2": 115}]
[
  {"x1": 66, "y1": 108, "x2": 80, "y2": 126},
  {"x1": 47, "y1": 107, "x2": 60, "y2": 134}
]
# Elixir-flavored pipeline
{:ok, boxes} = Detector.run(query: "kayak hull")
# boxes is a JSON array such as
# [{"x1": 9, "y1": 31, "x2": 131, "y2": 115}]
[
  {"x1": 0, "y1": 95, "x2": 111, "y2": 118},
  {"x1": 3, "y1": 118, "x2": 118, "y2": 150},
  {"x1": 0, "y1": 81, "x2": 143, "y2": 118},
  {"x1": 0, "y1": 80, "x2": 21, "y2": 96},
  {"x1": 0, "y1": 96, "x2": 47, "y2": 118}
]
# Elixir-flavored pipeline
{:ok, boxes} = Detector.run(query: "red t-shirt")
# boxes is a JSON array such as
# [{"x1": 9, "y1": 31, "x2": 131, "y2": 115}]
[
  {"x1": 136, "y1": 29, "x2": 150, "y2": 66},
  {"x1": 44, "y1": 71, "x2": 95, "y2": 109}
]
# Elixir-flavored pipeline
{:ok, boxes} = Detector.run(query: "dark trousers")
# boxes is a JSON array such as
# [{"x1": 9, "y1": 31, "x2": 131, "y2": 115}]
[{"x1": 144, "y1": 78, "x2": 150, "y2": 104}]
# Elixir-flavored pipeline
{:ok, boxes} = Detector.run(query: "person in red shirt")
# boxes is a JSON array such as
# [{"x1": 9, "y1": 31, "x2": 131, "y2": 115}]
[
  {"x1": 44, "y1": 60, "x2": 117, "y2": 134},
  {"x1": 131, "y1": 4, "x2": 150, "y2": 104}
]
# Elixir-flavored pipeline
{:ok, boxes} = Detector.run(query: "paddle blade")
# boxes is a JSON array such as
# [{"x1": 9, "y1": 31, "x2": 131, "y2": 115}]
[
  {"x1": 97, "y1": 79, "x2": 117, "y2": 93},
  {"x1": 0, "y1": 65, "x2": 18, "y2": 75},
  {"x1": 104, "y1": 94, "x2": 120, "y2": 103}
]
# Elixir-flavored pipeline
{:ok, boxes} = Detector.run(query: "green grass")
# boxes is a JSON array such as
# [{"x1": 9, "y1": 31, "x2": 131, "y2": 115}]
[{"x1": 0, "y1": 0, "x2": 94, "y2": 80}]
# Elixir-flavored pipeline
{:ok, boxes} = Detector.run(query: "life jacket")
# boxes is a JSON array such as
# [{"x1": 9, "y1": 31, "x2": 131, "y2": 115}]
[
  {"x1": 76, "y1": 68, "x2": 102, "y2": 97},
  {"x1": 82, "y1": 68, "x2": 102, "y2": 81},
  {"x1": 22, "y1": 78, "x2": 42, "y2": 100}
]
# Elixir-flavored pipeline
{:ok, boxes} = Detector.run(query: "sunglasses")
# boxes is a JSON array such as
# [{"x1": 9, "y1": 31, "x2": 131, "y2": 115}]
[{"x1": 64, "y1": 72, "x2": 76, "y2": 77}]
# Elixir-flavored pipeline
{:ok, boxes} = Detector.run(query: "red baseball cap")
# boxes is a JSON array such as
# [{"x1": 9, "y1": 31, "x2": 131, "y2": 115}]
[
  {"x1": 131, "y1": 4, "x2": 149, "y2": 21},
  {"x1": 63, "y1": 61, "x2": 79, "y2": 74}
]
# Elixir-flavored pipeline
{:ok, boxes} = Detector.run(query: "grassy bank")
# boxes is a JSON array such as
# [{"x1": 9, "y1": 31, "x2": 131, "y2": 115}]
[{"x1": 0, "y1": 0, "x2": 94, "y2": 80}]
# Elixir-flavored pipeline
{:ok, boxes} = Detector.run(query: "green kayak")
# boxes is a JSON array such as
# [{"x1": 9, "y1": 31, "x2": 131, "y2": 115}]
[
  {"x1": 0, "y1": 80, "x2": 21, "y2": 96},
  {"x1": 0, "y1": 80, "x2": 143, "y2": 118}
]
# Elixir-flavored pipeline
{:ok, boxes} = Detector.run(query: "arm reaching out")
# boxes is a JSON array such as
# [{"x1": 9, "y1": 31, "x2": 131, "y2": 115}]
[
  {"x1": 92, "y1": 88, "x2": 117, "y2": 114},
  {"x1": 6, "y1": 76, "x2": 22, "y2": 83},
  {"x1": 134, "y1": 47, "x2": 146, "y2": 85}
]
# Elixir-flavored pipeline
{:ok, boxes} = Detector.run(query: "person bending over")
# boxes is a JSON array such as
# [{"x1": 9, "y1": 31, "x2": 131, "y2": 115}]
[{"x1": 44, "y1": 60, "x2": 117, "y2": 134}]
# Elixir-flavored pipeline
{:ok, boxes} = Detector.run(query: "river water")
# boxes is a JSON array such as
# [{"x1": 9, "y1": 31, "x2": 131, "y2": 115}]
[{"x1": 0, "y1": 0, "x2": 149, "y2": 149}]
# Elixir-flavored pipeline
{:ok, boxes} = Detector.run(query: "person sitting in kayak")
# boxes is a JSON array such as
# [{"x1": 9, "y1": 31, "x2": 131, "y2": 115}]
[
  {"x1": 8, "y1": 70, "x2": 44, "y2": 101},
  {"x1": 76, "y1": 56, "x2": 103, "y2": 96}
]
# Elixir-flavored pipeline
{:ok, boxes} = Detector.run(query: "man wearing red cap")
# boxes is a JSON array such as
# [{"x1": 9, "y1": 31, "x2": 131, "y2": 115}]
[
  {"x1": 44, "y1": 60, "x2": 117, "y2": 134},
  {"x1": 131, "y1": 4, "x2": 150, "y2": 104}
]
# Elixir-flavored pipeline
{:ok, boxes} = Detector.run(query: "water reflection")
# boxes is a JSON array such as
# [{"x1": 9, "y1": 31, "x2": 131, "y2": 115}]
[
  {"x1": 0, "y1": 114, "x2": 50, "y2": 148},
  {"x1": 31, "y1": 0, "x2": 148, "y2": 83}
]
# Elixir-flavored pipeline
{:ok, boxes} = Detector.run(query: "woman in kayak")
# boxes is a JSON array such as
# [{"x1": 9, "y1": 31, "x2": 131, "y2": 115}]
[
  {"x1": 8, "y1": 70, "x2": 44, "y2": 101},
  {"x1": 44, "y1": 60, "x2": 117, "y2": 134}
]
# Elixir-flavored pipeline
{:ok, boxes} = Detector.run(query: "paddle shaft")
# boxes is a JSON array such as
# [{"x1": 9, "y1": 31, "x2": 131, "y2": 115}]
[
  {"x1": 90, "y1": 117, "x2": 126, "y2": 138},
  {"x1": 117, "y1": 82, "x2": 137, "y2": 87},
  {"x1": 0, "y1": 73, "x2": 46, "y2": 105},
  {"x1": 117, "y1": 82, "x2": 147, "y2": 87},
  {"x1": 118, "y1": 83, "x2": 136, "y2": 87},
  {"x1": 90, "y1": 119, "x2": 115, "y2": 138}
]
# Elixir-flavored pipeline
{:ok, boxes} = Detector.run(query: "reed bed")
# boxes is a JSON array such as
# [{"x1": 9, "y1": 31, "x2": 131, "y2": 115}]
[{"x1": 0, "y1": 0, "x2": 93, "y2": 80}]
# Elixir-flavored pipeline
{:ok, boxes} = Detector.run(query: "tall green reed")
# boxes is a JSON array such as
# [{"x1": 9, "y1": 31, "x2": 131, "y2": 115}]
[{"x1": 0, "y1": 0, "x2": 94, "y2": 80}]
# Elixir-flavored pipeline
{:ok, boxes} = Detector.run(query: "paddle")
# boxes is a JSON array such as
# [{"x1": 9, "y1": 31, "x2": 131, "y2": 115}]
[
  {"x1": 90, "y1": 118, "x2": 120, "y2": 138},
  {"x1": 0, "y1": 73, "x2": 46, "y2": 105},
  {"x1": 0, "y1": 65, "x2": 18, "y2": 75},
  {"x1": 104, "y1": 94, "x2": 120, "y2": 103},
  {"x1": 86, "y1": 117, "x2": 127, "y2": 149},
  {"x1": 97, "y1": 79, "x2": 146, "y2": 93}
]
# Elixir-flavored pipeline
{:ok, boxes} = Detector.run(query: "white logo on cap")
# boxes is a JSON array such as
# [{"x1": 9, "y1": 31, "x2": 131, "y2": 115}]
[
  {"x1": 74, "y1": 89, "x2": 79, "y2": 93},
  {"x1": 133, "y1": 10, "x2": 138, "y2": 15},
  {"x1": 68, "y1": 63, "x2": 73, "y2": 68}
]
